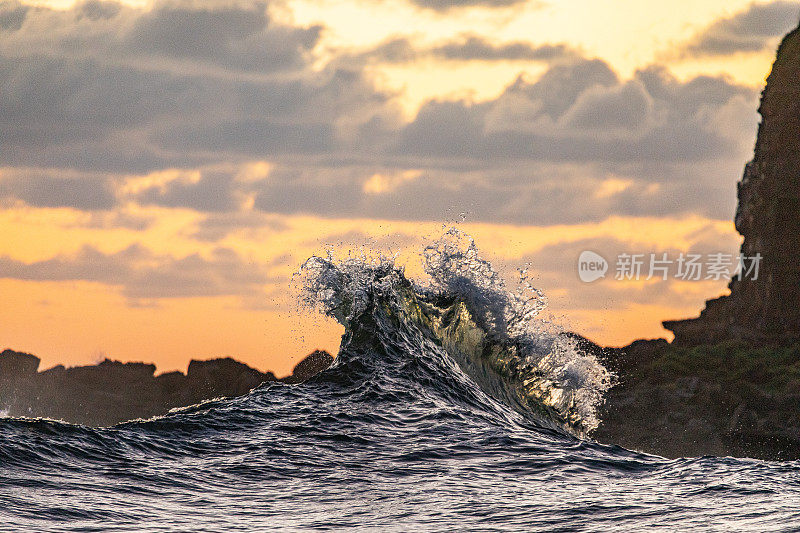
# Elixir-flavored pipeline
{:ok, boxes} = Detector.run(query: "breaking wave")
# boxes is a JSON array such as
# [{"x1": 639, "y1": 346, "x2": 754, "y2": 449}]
[{"x1": 298, "y1": 228, "x2": 612, "y2": 436}]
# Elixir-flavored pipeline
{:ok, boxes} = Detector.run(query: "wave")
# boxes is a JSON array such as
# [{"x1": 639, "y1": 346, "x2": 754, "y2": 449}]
[
  {"x1": 298, "y1": 228, "x2": 612, "y2": 437},
  {"x1": 3, "y1": 230, "x2": 799, "y2": 532}
]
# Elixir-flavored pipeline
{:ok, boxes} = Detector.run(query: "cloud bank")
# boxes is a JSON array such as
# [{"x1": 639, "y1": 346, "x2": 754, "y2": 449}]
[{"x1": 0, "y1": 0, "x2": 772, "y2": 303}]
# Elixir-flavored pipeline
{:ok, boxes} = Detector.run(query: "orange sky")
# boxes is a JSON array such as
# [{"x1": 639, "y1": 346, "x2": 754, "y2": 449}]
[
  {"x1": 1, "y1": 0, "x2": 795, "y2": 375},
  {"x1": 0, "y1": 210, "x2": 740, "y2": 375}
]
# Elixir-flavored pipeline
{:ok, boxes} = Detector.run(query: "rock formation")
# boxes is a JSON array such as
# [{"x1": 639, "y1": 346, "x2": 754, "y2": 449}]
[
  {"x1": 282, "y1": 349, "x2": 338, "y2": 383},
  {"x1": 664, "y1": 22, "x2": 800, "y2": 346},
  {"x1": 595, "y1": 22, "x2": 800, "y2": 460},
  {"x1": 0, "y1": 349, "x2": 334, "y2": 426}
]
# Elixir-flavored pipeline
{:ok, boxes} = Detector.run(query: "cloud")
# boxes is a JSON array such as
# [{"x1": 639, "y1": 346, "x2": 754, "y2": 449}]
[
  {"x1": 394, "y1": 62, "x2": 755, "y2": 163},
  {"x1": 42, "y1": 50, "x2": 750, "y2": 226},
  {"x1": 521, "y1": 229, "x2": 741, "y2": 311},
  {"x1": 0, "y1": 1, "x2": 392, "y2": 172},
  {"x1": 124, "y1": 2, "x2": 322, "y2": 72},
  {"x1": 0, "y1": 168, "x2": 117, "y2": 210},
  {"x1": 0, "y1": 244, "x2": 279, "y2": 300},
  {"x1": 134, "y1": 169, "x2": 244, "y2": 212},
  {"x1": 0, "y1": 0, "x2": 320, "y2": 73},
  {"x1": 79, "y1": 211, "x2": 154, "y2": 231},
  {"x1": 561, "y1": 81, "x2": 652, "y2": 130},
  {"x1": 679, "y1": 1, "x2": 800, "y2": 57},
  {"x1": 247, "y1": 159, "x2": 748, "y2": 225},
  {"x1": 301, "y1": 229, "x2": 423, "y2": 250},
  {"x1": 351, "y1": 35, "x2": 579, "y2": 64},
  {"x1": 0, "y1": 2, "x2": 28, "y2": 31},
  {"x1": 407, "y1": 0, "x2": 526, "y2": 11},
  {"x1": 433, "y1": 37, "x2": 577, "y2": 61},
  {"x1": 189, "y1": 211, "x2": 288, "y2": 241},
  {"x1": 0, "y1": 1, "x2": 762, "y2": 230}
]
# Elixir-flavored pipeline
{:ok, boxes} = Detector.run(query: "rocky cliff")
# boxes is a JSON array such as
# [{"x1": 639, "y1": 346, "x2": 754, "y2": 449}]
[
  {"x1": 595, "y1": 22, "x2": 800, "y2": 460},
  {"x1": 0, "y1": 349, "x2": 333, "y2": 426},
  {"x1": 664, "y1": 22, "x2": 800, "y2": 345}
]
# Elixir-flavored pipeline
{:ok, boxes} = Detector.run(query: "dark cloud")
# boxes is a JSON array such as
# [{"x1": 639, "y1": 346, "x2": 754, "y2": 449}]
[
  {"x1": 152, "y1": 119, "x2": 337, "y2": 157},
  {"x1": 352, "y1": 35, "x2": 578, "y2": 64},
  {"x1": 76, "y1": 1, "x2": 122, "y2": 21},
  {"x1": 0, "y1": 2, "x2": 28, "y2": 31},
  {"x1": 0, "y1": 55, "x2": 198, "y2": 150},
  {"x1": 0, "y1": 244, "x2": 278, "y2": 299},
  {"x1": 248, "y1": 160, "x2": 747, "y2": 225},
  {"x1": 189, "y1": 212, "x2": 288, "y2": 241},
  {"x1": 0, "y1": 0, "x2": 320, "y2": 73},
  {"x1": 0, "y1": 169, "x2": 117, "y2": 210},
  {"x1": 561, "y1": 81, "x2": 652, "y2": 130},
  {"x1": 507, "y1": 59, "x2": 620, "y2": 118},
  {"x1": 409, "y1": 0, "x2": 526, "y2": 11},
  {"x1": 252, "y1": 167, "x2": 364, "y2": 218},
  {"x1": 433, "y1": 37, "x2": 577, "y2": 61},
  {"x1": 125, "y1": 2, "x2": 322, "y2": 72},
  {"x1": 679, "y1": 1, "x2": 800, "y2": 57},
  {"x1": 134, "y1": 170, "x2": 244, "y2": 212}
]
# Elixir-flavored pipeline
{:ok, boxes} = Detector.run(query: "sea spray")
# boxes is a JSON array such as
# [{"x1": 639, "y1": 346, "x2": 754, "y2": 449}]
[{"x1": 298, "y1": 229, "x2": 612, "y2": 436}]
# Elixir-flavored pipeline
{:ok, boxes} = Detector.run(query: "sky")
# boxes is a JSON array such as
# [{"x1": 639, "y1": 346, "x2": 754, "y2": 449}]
[{"x1": 1, "y1": 0, "x2": 798, "y2": 375}]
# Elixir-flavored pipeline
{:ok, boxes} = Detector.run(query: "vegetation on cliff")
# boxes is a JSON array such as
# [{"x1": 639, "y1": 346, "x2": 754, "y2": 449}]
[{"x1": 595, "y1": 341, "x2": 800, "y2": 460}]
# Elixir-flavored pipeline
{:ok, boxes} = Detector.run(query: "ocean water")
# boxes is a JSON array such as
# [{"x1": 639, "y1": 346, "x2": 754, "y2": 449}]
[{"x1": 1, "y1": 230, "x2": 798, "y2": 532}]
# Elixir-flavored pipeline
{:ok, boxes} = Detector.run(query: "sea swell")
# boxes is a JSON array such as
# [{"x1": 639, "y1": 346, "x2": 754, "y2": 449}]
[{"x1": 2, "y1": 230, "x2": 800, "y2": 531}]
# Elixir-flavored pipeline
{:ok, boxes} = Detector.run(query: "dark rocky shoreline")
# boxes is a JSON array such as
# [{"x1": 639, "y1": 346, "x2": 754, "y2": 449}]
[
  {"x1": 585, "y1": 337, "x2": 800, "y2": 460},
  {"x1": 0, "y1": 349, "x2": 333, "y2": 426}
]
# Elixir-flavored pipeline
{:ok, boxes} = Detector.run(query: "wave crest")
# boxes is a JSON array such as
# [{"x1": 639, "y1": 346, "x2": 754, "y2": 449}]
[{"x1": 298, "y1": 229, "x2": 612, "y2": 436}]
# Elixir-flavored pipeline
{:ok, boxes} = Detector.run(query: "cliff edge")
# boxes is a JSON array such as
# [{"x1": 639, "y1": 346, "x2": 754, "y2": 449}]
[{"x1": 664, "y1": 22, "x2": 800, "y2": 346}]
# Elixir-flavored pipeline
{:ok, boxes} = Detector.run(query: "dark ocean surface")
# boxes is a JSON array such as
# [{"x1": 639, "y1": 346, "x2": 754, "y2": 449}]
[{"x1": 2, "y1": 230, "x2": 798, "y2": 531}]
